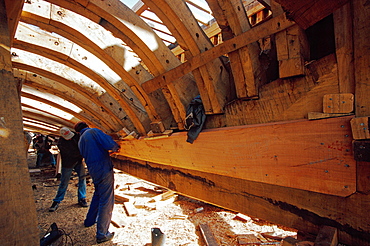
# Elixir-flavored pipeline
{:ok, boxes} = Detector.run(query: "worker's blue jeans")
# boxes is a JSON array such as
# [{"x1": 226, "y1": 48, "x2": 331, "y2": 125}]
[
  {"x1": 36, "y1": 152, "x2": 56, "y2": 167},
  {"x1": 53, "y1": 162, "x2": 86, "y2": 203},
  {"x1": 84, "y1": 170, "x2": 114, "y2": 240}
]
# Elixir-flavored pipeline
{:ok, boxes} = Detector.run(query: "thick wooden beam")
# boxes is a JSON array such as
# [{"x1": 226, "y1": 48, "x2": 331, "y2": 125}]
[
  {"x1": 274, "y1": 0, "x2": 350, "y2": 29},
  {"x1": 0, "y1": 0, "x2": 38, "y2": 244},
  {"x1": 353, "y1": 0, "x2": 370, "y2": 194},
  {"x1": 208, "y1": 0, "x2": 263, "y2": 99},
  {"x1": 333, "y1": 3, "x2": 355, "y2": 94},
  {"x1": 112, "y1": 157, "x2": 370, "y2": 246},
  {"x1": 4, "y1": 0, "x2": 23, "y2": 44},
  {"x1": 353, "y1": 0, "x2": 370, "y2": 117},
  {"x1": 275, "y1": 24, "x2": 309, "y2": 78},
  {"x1": 115, "y1": 116, "x2": 355, "y2": 197},
  {"x1": 141, "y1": 13, "x2": 295, "y2": 94},
  {"x1": 144, "y1": 0, "x2": 230, "y2": 114}
]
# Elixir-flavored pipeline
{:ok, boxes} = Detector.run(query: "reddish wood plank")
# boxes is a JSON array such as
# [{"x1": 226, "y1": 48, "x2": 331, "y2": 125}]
[{"x1": 115, "y1": 116, "x2": 356, "y2": 196}]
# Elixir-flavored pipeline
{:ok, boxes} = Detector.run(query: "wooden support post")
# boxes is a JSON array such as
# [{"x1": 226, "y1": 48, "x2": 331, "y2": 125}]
[
  {"x1": 334, "y1": 3, "x2": 355, "y2": 94},
  {"x1": 276, "y1": 24, "x2": 309, "y2": 78},
  {"x1": 0, "y1": 0, "x2": 38, "y2": 244}
]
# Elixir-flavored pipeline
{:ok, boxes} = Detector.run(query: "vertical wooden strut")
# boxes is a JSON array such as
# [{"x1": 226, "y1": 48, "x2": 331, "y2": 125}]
[
  {"x1": 208, "y1": 0, "x2": 264, "y2": 99},
  {"x1": 0, "y1": 0, "x2": 38, "y2": 244},
  {"x1": 143, "y1": 0, "x2": 230, "y2": 114}
]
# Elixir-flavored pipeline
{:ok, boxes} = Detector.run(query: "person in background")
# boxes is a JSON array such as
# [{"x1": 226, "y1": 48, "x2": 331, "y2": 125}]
[
  {"x1": 23, "y1": 131, "x2": 32, "y2": 157},
  {"x1": 33, "y1": 134, "x2": 56, "y2": 168},
  {"x1": 74, "y1": 121, "x2": 120, "y2": 244},
  {"x1": 49, "y1": 127, "x2": 88, "y2": 212}
]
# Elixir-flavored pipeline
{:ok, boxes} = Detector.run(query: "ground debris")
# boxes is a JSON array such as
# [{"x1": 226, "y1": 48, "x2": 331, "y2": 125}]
[{"x1": 28, "y1": 152, "x2": 298, "y2": 246}]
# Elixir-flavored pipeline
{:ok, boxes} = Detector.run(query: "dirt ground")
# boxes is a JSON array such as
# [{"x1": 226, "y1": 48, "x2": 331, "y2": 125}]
[{"x1": 28, "y1": 151, "x2": 298, "y2": 246}]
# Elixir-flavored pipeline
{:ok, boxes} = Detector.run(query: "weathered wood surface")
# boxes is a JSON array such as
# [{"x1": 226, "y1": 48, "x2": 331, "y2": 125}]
[
  {"x1": 112, "y1": 156, "x2": 370, "y2": 246},
  {"x1": 141, "y1": 13, "x2": 295, "y2": 94},
  {"x1": 143, "y1": 0, "x2": 230, "y2": 114},
  {"x1": 0, "y1": 0, "x2": 38, "y2": 244},
  {"x1": 274, "y1": 0, "x2": 350, "y2": 29},
  {"x1": 115, "y1": 116, "x2": 355, "y2": 197}
]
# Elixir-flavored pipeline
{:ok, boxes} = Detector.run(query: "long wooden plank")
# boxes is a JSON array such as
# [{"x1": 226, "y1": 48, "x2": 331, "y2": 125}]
[
  {"x1": 112, "y1": 158, "x2": 370, "y2": 246},
  {"x1": 115, "y1": 116, "x2": 356, "y2": 197},
  {"x1": 141, "y1": 13, "x2": 295, "y2": 94}
]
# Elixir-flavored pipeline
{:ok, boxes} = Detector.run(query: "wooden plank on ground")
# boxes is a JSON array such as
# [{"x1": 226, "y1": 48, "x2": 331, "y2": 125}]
[
  {"x1": 123, "y1": 202, "x2": 137, "y2": 216},
  {"x1": 237, "y1": 234, "x2": 260, "y2": 245},
  {"x1": 114, "y1": 194, "x2": 130, "y2": 203},
  {"x1": 199, "y1": 223, "x2": 219, "y2": 246}
]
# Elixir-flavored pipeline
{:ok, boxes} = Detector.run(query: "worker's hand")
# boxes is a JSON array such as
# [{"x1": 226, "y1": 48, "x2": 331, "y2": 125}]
[{"x1": 110, "y1": 146, "x2": 121, "y2": 154}]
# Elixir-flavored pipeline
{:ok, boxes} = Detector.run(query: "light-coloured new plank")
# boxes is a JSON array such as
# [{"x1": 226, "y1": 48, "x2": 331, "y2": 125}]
[{"x1": 115, "y1": 116, "x2": 356, "y2": 197}]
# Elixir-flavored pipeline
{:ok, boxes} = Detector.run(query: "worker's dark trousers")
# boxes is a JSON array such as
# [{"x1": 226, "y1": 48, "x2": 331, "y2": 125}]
[{"x1": 84, "y1": 170, "x2": 114, "y2": 240}]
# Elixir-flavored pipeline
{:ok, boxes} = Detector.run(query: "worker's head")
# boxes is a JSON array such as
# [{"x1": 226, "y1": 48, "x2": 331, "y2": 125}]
[
  {"x1": 60, "y1": 127, "x2": 74, "y2": 140},
  {"x1": 36, "y1": 135, "x2": 43, "y2": 142},
  {"x1": 74, "y1": 121, "x2": 89, "y2": 133}
]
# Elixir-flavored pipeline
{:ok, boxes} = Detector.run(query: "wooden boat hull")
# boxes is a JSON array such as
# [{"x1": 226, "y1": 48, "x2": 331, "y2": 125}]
[{"x1": 112, "y1": 115, "x2": 370, "y2": 245}]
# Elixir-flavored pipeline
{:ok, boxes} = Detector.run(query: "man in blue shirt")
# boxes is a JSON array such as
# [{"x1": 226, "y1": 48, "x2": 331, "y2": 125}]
[{"x1": 74, "y1": 122, "x2": 120, "y2": 244}]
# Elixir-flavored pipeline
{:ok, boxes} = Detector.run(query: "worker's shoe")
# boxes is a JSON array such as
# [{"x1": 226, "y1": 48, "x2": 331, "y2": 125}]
[
  {"x1": 78, "y1": 198, "x2": 88, "y2": 207},
  {"x1": 97, "y1": 232, "x2": 115, "y2": 244},
  {"x1": 49, "y1": 201, "x2": 59, "y2": 212}
]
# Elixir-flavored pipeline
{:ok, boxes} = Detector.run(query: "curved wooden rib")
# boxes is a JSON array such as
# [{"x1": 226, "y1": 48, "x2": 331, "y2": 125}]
[
  {"x1": 23, "y1": 117, "x2": 60, "y2": 131},
  {"x1": 20, "y1": 12, "x2": 163, "y2": 124},
  {"x1": 14, "y1": 70, "x2": 116, "y2": 131},
  {"x1": 22, "y1": 110, "x2": 74, "y2": 129},
  {"x1": 21, "y1": 102, "x2": 94, "y2": 129},
  {"x1": 13, "y1": 39, "x2": 148, "y2": 134},
  {"x1": 43, "y1": 0, "x2": 198, "y2": 129},
  {"x1": 21, "y1": 91, "x2": 94, "y2": 128},
  {"x1": 143, "y1": 0, "x2": 230, "y2": 114},
  {"x1": 21, "y1": 91, "x2": 102, "y2": 131},
  {"x1": 13, "y1": 63, "x2": 126, "y2": 131}
]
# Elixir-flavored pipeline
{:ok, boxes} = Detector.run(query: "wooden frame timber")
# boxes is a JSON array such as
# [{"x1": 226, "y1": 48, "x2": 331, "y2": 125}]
[{"x1": 1, "y1": 0, "x2": 370, "y2": 245}]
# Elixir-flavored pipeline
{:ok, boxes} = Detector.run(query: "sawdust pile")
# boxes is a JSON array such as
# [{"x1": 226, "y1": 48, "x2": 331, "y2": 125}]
[{"x1": 29, "y1": 152, "x2": 297, "y2": 246}]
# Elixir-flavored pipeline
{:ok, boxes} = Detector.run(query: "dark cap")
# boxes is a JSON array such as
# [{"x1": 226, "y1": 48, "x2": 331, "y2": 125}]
[{"x1": 74, "y1": 121, "x2": 89, "y2": 133}]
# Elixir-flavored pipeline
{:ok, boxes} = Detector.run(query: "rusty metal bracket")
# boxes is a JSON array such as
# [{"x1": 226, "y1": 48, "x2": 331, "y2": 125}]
[{"x1": 353, "y1": 140, "x2": 370, "y2": 162}]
